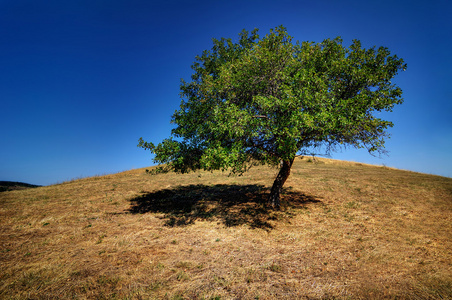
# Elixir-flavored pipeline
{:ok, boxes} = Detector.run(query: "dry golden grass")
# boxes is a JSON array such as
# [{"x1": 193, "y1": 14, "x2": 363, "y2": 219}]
[{"x1": 1, "y1": 158, "x2": 451, "y2": 299}]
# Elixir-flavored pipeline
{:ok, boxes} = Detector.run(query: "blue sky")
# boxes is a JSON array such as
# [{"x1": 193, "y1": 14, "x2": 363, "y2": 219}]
[{"x1": 1, "y1": 0, "x2": 451, "y2": 186}]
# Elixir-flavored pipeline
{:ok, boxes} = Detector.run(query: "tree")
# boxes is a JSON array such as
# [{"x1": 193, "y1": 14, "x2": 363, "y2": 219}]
[{"x1": 139, "y1": 26, "x2": 406, "y2": 209}]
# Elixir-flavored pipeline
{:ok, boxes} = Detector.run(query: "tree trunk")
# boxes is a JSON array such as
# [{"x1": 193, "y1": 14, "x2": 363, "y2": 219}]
[{"x1": 269, "y1": 158, "x2": 295, "y2": 209}]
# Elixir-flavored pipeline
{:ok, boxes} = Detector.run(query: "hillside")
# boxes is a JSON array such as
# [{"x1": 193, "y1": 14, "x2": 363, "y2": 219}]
[
  {"x1": 0, "y1": 181, "x2": 41, "y2": 192},
  {"x1": 0, "y1": 157, "x2": 451, "y2": 299}
]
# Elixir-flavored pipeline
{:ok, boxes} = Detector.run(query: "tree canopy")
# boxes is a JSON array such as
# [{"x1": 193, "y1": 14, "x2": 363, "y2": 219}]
[{"x1": 139, "y1": 26, "x2": 406, "y2": 208}]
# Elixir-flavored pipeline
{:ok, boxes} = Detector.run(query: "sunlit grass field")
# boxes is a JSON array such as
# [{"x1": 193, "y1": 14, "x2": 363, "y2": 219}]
[{"x1": 1, "y1": 157, "x2": 451, "y2": 299}]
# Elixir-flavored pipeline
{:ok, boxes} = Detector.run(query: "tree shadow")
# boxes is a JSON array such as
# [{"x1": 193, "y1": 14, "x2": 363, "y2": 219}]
[{"x1": 128, "y1": 184, "x2": 321, "y2": 230}]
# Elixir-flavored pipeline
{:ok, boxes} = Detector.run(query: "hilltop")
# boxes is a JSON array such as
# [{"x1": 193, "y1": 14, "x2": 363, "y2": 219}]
[{"x1": 0, "y1": 157, "x2": 451, "y2": 299}]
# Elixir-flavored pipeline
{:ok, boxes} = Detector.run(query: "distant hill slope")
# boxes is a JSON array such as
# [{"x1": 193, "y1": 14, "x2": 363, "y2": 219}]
[{"x1": 0, "y1": 181, "x2": 41, "y2": 192}]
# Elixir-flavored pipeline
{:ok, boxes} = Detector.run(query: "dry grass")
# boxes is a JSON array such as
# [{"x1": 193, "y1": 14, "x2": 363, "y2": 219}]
[{"x1": 0, "y1": 157, "x2": 451, "y2": 299}]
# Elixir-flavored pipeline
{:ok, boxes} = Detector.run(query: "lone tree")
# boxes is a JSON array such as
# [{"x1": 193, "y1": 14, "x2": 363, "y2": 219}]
[{"x1": 139, "y1": 26, "x2": 406, "y2": 208}]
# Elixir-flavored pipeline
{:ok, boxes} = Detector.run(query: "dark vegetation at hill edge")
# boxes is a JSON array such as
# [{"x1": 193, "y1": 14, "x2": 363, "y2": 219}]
[{"x1": 0, "y1": 181, "x2": 41, "y2": 192}]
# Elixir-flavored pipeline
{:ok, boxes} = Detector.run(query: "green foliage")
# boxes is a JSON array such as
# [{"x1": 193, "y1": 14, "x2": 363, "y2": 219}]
[{"x1": 139, "y1": 25, "x2": 406, "y2": 176}]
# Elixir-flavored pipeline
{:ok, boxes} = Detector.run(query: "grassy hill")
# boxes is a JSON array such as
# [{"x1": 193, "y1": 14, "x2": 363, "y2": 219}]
[{"x1": 0, "y1": 157, "x2": 451, "y2": 299}]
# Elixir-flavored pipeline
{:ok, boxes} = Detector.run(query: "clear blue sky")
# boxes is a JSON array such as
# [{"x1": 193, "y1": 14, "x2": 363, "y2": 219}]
[{"x1": 1, "y1": 0, "x2": 451, "y2": 186}]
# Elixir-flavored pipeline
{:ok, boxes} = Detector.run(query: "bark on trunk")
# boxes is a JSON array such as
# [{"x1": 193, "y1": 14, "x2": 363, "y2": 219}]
[{"x1": 269, "y1": 158, "x2": 295, "y2": 209}]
